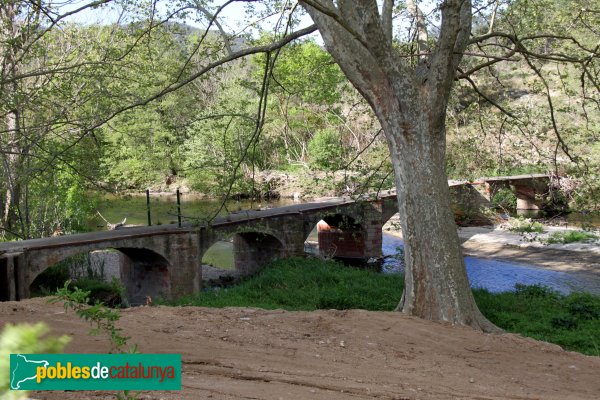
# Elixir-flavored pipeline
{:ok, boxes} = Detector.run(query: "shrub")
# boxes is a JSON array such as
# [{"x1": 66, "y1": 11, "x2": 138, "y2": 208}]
[
  {"x1": 565, "y1": 292, "x2": 600, "y2": 320},
  {"x1": 514, "y1": 283, "x2": 558, "y2": 299},
  {"x1": 0, "y1": 323, "x2": 70, "y2": 399},
  {"x1": 30, "y1": 254, "x2": 125, "y2": 307},
  {"x1": 492, "y1": 188, "x2": 517, "y2": 211},
  {"x1": 74, "y1": 278, "x2": 126, "y2": 308},
  {"x1": 507, "y1": 216, "x2": 544, "y2": 233},
  {"x1": 30, "y1": 262, "x2": 70, "y2": 296},
  {"x1": 308, "y1": 128, "x2": 344, "y2": 170},
  {"x1": 545, "y1": 230, "x2": 598, "y2": 244}
]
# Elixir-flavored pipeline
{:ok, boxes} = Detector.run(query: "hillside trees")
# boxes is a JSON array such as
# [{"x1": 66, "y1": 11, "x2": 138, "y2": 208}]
[
  {"x1": 98, "y1": 24, "x2": 201, "y2": 189},
  {"x1": 264, "y1": 39, "x2": 386, "y2": 176},
  {"x1": 445, "y1": 0, "x2": 600, "y2": 206},
  {"x1": 0, "y1": 1, "x2": 201, "y2": 238},
  {"x1": 182, "y1": 37, "x2": 387, "y2": 196},
  {"x1": 0, "y1": 1, "x2": 111, "y2": 238}
]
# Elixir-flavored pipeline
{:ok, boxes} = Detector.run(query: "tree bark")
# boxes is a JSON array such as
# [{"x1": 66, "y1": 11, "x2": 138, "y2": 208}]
[
  {"x1": 302, "y1": 0, "x2": 499, "y2": 331},
  {"x1": 0, "y1": 0, "x2": 24, "y2": 235}
]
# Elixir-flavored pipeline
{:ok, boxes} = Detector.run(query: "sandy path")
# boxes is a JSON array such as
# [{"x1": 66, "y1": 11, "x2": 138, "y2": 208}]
[{"x1": 2, "y1": 298, "x2": 599, "y2": 400}]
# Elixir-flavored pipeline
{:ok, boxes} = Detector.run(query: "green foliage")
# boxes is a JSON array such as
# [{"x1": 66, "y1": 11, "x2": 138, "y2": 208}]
[
  {"x1": 565, "y1": 292, "x2": 600, "y2": 320},
  {"x1": 308, "y1": 128, "x2": 345, "y2": 170},
  {"x1": 169, "y1": 257, "x2": 404, "y2": 311},
  {"x1": 18, "y1": 160, "x2": 99, "y2": 238},
  {"x1": 74, "y1": 278, "x2": 126, "y2": 308},
  {"x1": 271, "y1": 40, "x2": 346, "y2": 105},
  {"x1": 52, "y1": 281, "x2": 132, "y2": 352},
  {"x1": 475, "y1": 285, "x2": 600, "y2": 356},
  {"x1": 545, "y1": 230, "x2": 598, "y2": 244},
  {"x1": 30, "y1": 254, "x2": 125, "y2": 306},
  {"x1": 491, "y1": 188, "x2": 517, "y2": 211},
  {"x1": 52, "y1": 281, "x2": 137, "y2": 399},
  {"x1": 30, "y1": 262, "x2": 70, "y2": 296},
  {"x1": 507, "y1": 216, "x2": 544, "y2": 233},
  {"x1": 0, "y1": 323, "x2": 70, "y2": 400}
]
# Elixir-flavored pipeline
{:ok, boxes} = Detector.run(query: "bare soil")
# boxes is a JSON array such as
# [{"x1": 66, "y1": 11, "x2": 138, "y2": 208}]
[{"x1": 2, "y1": 298, "x2": 599, "y2": 400}]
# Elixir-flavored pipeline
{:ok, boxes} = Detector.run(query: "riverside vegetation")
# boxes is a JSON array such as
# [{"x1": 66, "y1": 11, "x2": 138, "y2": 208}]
[{"x1": 164, "y1": 257, "x2": 600, "y2": 357}]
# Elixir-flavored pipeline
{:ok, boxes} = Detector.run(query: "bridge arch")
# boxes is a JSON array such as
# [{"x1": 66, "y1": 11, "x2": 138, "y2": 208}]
[
  {"x1": 117, "y1": 247, "x2": 172, "y2": 306},
  {"x1": 233, "y1": 232, "x2": 285, "y2": 276},
  {"x1": 26, "y1": 245, "x2": 172, "y2": 306},
  {"x1": 304, "y1": 212, "x2": 369, "y2": 259},
  {"x1": 201, "y1": 226, "x2": 286, "y2": 278}
]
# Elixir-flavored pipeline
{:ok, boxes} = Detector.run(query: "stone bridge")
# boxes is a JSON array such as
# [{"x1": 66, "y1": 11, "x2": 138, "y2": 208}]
[
  {"x1": 0, "y1": 174, "x2": 552, "y2": 305},
  {"x1": 0, "y1": 193, "x2": 399, "y2": 304},
  {"x1": 476, "y1": 174, "x2": 552, "y2": 212}
]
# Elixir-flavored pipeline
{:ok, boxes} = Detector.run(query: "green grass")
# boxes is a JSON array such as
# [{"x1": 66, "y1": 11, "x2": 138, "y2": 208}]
[
  {"x1": 167, "y1": 257, "x2": 600, "y2": 356},
  {"x1": 545, "y1": 230, "x2": 598, "y2": 244},
  {"x1": 475, "y1": 284, "x2": 600, "y2": 356},
  {"x1": 171, "y1": 257, "x2": 404, "y2": 311}
]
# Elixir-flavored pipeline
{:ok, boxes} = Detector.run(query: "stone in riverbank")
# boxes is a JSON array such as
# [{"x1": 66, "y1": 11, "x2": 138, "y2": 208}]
[{"x1": 201, "y1": 265, "x2": 242, "y2": 287}]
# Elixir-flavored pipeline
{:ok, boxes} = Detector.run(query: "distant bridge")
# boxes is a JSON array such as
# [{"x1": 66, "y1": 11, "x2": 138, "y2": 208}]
[{"x1": 0, "y1": 174, "x2": 551, "y2": 304}]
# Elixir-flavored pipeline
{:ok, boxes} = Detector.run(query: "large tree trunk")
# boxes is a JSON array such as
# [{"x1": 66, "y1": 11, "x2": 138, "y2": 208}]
[
  {"x1": 302, "y1": 0, "x2": 499, "y2": 331},
  {"x1": 382, "y1": 103, "x2": 496, "y2": 330}
]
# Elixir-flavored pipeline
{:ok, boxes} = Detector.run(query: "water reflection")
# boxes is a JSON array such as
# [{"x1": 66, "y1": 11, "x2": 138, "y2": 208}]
[
  {"x1": 91, "y1": 195, "x2": 298, "y2": 230},
  {"x1": 382, "y1": 233, "x2": 600, "y2": 295}
]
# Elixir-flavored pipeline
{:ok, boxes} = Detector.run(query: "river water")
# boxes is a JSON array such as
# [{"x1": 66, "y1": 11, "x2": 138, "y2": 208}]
[
  {"x1": 94, "y1": 195, "x2": 600, "y2": 295},
  {"x1": 381, "y1": 234, "x2": 600, "y2": 295}
]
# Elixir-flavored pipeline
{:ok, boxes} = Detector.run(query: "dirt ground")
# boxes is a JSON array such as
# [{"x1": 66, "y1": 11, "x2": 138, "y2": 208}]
[{"x1": 2, "y1": 298, "x2": 599, "y2": 400}]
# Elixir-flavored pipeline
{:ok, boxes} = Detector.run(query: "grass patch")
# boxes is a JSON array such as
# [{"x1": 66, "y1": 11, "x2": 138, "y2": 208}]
[
  {"x1": 475, "y1": 284, "x2": 600, "y2": 356},
  {"x1": 170, "y1": 257, "x2": 404, "y2": 311},
  {"x1": 545, "y1": 230, "x2": 598, "y2": 244},
  {"x1": 167, "y1": 257, "x2": 600, "y2": 356},
  {"x1": 508, "y1": 217, "x2": 544, "y2": 233}
]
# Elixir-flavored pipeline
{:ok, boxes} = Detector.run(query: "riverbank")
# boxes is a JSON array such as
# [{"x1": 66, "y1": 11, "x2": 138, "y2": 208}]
[
  {"x1": 383, "y1": 214, "x2": 600, "y2": 276},
  {"x1": 136, "y1": 170, "x2": 368, "y2": 200},
  {"x1": 3, "y1": 295, "x2": 599, "y2": 400}
]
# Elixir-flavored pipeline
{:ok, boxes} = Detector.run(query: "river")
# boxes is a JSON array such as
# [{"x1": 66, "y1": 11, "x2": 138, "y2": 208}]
[
  {"x1": 91, "y1": 194, "x2": 297, "y2": 229},
  {"x1": 381, "y1": 234, "x2": 600, "y2": 295},
  {"x1": 95, "y1": 194, "x2": 600, "y2": 295}
]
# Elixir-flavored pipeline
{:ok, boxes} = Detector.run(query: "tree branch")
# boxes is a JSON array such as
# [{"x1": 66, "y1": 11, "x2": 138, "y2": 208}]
[
  {"x1": 406, "y1": 0, "x2": 429, "y2": 58},
  {"x1": 382, "y1": 0, "x2": 394, "y2": 47}
]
